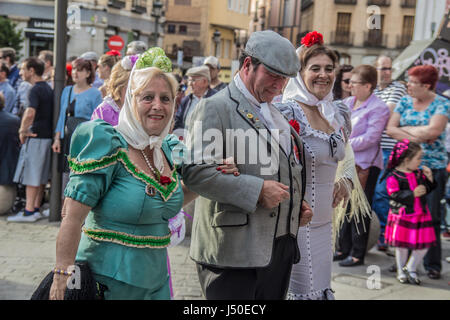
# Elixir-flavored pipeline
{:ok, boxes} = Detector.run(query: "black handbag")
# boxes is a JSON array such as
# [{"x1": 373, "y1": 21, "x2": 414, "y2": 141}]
[
  {"x1": 64, "y1": 116, "x2": 87, "y2": 138},
  {"x1": 30, "y1": 261, "x2": 107, "y2": 300},
  {"x1": 64, "y1": 86, "x2": 88, "y2": 138}
]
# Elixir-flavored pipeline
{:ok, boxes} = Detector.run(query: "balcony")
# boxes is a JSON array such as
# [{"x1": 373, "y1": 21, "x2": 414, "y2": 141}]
[
  {"x1": 330, "y1": 31, "x2": 354, "y2": 46},
  {"x1": 334, "y1": 0, "x2": 357, "y2": 4},
  {"x1": 364, "y1": 30, "x2": 387, "y2": 47},
  {"x1": 301, "y1": 0, "x2": 314, "y2": 10},
  {"x1": 131, "y1": 0, "x2": 147, "y2": 14},
  {"x1": 367, "y1": 0, "x2": 390, "y2": 6},
  {"x1": 401, "y1": 0, "x2": 416, "y2": 8},
  {"x1": 108, "y1": 0, "x2": 126, "y2": 9},
  {"x1": 396, "y1": 34, "x2": 413, "y2": 49}
]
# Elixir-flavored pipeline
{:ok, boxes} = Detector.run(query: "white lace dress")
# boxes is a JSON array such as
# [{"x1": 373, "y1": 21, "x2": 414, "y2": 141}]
[{"x1": 276, "y1": 100, "x2": 352, "y2": 300}]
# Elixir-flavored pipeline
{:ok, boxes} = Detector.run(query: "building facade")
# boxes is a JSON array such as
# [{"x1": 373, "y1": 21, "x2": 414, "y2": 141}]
[
  {"x1": 253, "y1": 0, "x2": 417, "y2": 66},
  {"x1": 0, "y1": 0, "x2": 164, "y2": 59},
  {"x1": 163, "y1": 0, "x2": 251, "y2": 82}
]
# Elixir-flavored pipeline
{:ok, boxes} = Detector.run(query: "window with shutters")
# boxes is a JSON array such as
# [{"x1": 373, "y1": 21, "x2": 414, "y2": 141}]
[{"x1": 398, "y1": 15, "x2": 414, "y2": 48}]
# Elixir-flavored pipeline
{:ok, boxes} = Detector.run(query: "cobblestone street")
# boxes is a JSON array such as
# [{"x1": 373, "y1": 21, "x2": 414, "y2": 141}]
[{"x1": 1, "y1": 216, "x2": 449, "y2": 300}]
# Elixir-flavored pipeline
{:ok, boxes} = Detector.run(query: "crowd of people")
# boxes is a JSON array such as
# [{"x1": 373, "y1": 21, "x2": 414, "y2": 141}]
[{"x1": 0, "y1": 29, "x2": 449, "y2": 300}]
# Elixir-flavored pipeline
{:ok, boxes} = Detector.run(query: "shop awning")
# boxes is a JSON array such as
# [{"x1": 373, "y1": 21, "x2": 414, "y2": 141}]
[{"x1": 24, "y1": 27, "x2": 54, "y2": 39}]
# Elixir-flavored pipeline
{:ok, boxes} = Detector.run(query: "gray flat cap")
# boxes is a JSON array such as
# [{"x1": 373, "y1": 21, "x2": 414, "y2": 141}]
[
  {"x1": 127, "y1": 41, "x2": 148, "y2": 55},
  {"x1": 80, "y1": 51, "x2": 99, "y2": 62},
  {"x1": 245, "y1": 30, "x2": 299, "y2": 78},
  {"x1": 186, "y1": 66, "x2": 211, "y2": 83},
  {"x1": 203, "y1": 56, "x2": 220, "y2": 69}
]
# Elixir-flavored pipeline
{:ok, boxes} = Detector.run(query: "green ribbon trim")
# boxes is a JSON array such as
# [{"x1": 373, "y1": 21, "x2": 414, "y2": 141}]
[
  {"x1": 68, "y1": 149, "x2": 178, "y2": 200},
  {"x1": 83, "y1": 227, "x2": 171, "y2": 248}
]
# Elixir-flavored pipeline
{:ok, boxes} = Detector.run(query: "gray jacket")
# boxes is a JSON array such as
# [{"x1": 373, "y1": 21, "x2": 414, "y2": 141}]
[{"x1": 180, "y1": 80, "x2": 305, "y2": 268}]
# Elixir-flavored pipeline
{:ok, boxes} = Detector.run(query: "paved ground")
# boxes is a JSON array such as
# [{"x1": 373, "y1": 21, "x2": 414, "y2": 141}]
[{"x1": 0, "y1": 214, "x2": 449, "y2": 300}]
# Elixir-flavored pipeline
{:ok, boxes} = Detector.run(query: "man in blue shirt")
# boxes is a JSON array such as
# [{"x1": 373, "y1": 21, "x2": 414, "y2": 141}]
[{"x1": 0, "y1": 63, "x2": 17, "y2": 114}]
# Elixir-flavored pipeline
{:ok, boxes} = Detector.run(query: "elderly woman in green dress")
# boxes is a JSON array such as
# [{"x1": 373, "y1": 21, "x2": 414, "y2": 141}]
[{"x1": 49, "y1": 48, "x2": 237, "y2": 300}]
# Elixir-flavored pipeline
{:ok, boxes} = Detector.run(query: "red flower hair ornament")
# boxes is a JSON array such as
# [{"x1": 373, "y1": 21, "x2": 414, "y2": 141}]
[
  {"x1": 106, "y1": 50, "x2": 121, "y2": 57},
  {"x1": 300, "y1": 31, "x2": 324, "y2": 48},
  {"x1": 66, "y1": 63, "x2": 72, "y2": 77}
]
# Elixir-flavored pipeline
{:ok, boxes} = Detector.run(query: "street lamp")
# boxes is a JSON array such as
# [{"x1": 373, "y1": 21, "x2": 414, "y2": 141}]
[
  {"x1": 151, "y1": 0, "x2": 163, "y2": 46},
  {"x1": 213, "y1": 29, "x2": 221, "y2": 57}
]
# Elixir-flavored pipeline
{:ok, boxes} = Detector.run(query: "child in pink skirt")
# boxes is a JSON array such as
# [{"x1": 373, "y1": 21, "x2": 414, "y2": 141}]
[{"x1": 383, "y1": 139, "x2": 437, "y2": 285}]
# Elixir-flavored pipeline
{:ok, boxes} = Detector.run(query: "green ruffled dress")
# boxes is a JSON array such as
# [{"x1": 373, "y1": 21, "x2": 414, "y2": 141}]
[{"x1": 65, "y1": 119, "x2": 184, "y2": 299}]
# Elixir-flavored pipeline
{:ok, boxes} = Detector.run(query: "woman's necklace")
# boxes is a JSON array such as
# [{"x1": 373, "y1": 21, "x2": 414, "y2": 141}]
[{"x1": 140, "y1": 149, "x2": 172, "y2": 186}]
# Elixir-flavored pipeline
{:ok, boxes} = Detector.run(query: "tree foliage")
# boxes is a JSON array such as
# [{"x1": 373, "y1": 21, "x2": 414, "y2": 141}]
[{"x1": 0, "y1": 17, "x2": 24, "y2": 54}]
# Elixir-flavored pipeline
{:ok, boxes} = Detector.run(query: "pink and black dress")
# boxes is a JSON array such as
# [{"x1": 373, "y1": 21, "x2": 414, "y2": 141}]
[{"x1": 385, "y1": 169, "x2": 437, "y2": 249}]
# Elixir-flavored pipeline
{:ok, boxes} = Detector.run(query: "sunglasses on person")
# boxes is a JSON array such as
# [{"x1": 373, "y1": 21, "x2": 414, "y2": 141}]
[{"x1": 342, "y1": 79, "x2": 351, "y2": 84}]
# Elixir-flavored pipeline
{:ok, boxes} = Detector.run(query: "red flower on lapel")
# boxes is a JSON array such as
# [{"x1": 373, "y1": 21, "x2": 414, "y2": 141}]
[{"x1": 289, "y1": 119, "x2": 300, "y2": 134}]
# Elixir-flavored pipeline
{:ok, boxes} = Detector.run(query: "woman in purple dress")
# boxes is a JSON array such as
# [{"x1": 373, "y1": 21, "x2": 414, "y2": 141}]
[{"x1": 91, "y1": 55, "x2": 138, "y2": 125}]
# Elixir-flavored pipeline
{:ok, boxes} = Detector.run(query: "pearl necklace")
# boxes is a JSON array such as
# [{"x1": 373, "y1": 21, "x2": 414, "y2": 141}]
[
  {"x1": 140, "y1": 149, "x2": 160, "y2": 179},
  {"x1": 140, "y1": 149, "x2": 172, "y2": 188}
]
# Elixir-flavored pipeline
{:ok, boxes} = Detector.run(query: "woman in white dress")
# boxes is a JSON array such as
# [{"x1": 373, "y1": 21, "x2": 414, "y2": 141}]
[{"x1": 275, "y1": 32, "x2": 366, "y2": 300}]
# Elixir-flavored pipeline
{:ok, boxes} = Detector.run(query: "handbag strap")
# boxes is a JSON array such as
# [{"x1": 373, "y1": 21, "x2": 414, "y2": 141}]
[{"x1": 66, "y1": 86, "x2": 75, "y2": 117}]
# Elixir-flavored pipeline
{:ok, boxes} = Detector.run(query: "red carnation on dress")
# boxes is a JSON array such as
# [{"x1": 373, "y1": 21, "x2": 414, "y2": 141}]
[
  {"x1": 289, "y1": 119, "x2": 300, "y2": 134},
  {"x1": 301, "y1": 31, "x2": 324, "y2": 47},
  {"x1": 159, "y1": 176, "x2": 172, "y2": 185}
]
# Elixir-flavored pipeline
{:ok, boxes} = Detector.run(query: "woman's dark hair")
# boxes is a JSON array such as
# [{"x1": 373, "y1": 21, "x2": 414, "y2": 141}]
[
  {"x1": 380, "y1": 140, "x2": 422, "y2": 181},
  {"x1": 72, "y1": 58, "x2": 96, "y2": 85},
  {"x1": 333, "y1": 64, "x2": 353, "y2": 100},
  {"x1": 351, "y1": 64, "x2": 378, "y2": 92},
  {"x1": 298, "y1": 44, "x2": 338, "y2": 71}
]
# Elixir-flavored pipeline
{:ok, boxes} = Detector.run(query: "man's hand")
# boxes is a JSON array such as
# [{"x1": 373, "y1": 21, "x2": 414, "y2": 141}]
[
  {"x1": 258, "y1": 180, "x2": 290, "y2": 209},
  {"x1": 299, "y1": 200, "x2": 313, "y2": 227},
  {"x1": 19, "y1": 129, "x2": 37, "y2": 145}
]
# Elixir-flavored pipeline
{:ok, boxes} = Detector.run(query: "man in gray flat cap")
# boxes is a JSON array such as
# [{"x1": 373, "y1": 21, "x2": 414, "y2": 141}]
[
  {"x1": 126, "y1": 40, "x2": 147, "y2": 55},
  {"x1": 203, "y1": 56, "x2": 228, "y2": 92},
  {"x1": 174, "y1": 65, "x2": 217, "y2": 132},
  {"x1": 180, "y1": 30, "x2": 313, "y2": 299}
]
